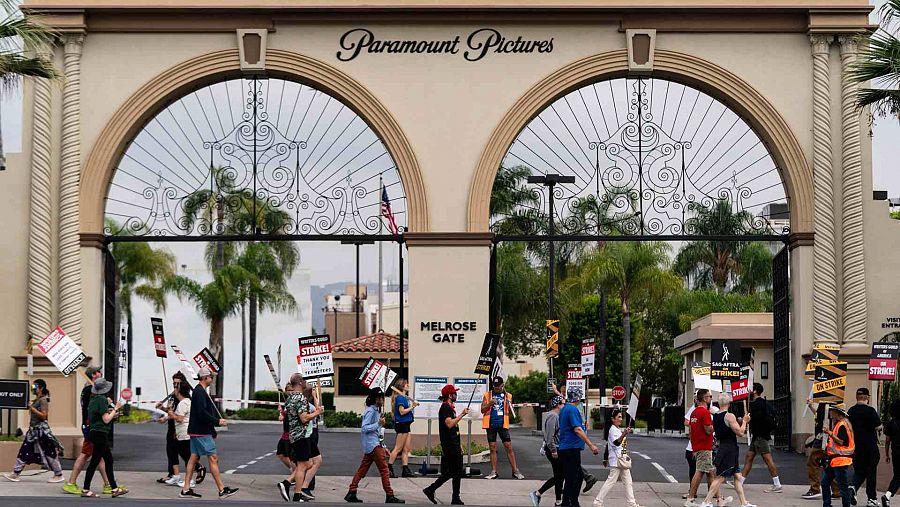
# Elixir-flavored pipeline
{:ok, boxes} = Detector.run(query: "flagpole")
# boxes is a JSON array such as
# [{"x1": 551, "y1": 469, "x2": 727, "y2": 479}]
[{"x1": 378, "y1": 175, "x2": 384, "y2": 333}]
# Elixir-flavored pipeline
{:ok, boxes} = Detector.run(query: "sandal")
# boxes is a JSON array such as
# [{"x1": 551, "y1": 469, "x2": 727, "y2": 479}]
[
  {"x1": 81, "y1": 490, "x2": 98, "y2": 498},
  {"x1": 111, "y1": 487, "x2": 129, "y2": 498}
]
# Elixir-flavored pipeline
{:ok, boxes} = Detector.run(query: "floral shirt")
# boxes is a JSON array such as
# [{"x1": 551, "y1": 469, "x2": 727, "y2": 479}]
[{"x1": 285, "y1": 392, "x2": 311, "y2": 443}]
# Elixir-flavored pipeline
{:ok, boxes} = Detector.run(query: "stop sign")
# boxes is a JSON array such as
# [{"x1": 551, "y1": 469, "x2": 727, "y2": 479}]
[
  {"x1": 611, "y1": 385, "x2": 626, "y2": 401},
  {"x1": 120, "y1": 387, "x2": 133, "y2": 401}
]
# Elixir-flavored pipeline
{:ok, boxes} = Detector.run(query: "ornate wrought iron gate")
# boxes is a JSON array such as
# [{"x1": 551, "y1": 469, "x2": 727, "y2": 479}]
[{"x1": 772, "y1": 245, "x2": 791, "y2": 450}]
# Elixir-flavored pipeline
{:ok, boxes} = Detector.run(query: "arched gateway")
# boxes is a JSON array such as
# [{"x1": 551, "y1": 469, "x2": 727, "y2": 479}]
[{"x1": 4, "y1": 1, "x2": 896, "y2": 456}]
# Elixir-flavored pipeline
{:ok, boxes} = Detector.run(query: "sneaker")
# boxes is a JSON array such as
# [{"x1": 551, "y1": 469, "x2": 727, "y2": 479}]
[
  {"x1": 423, "y1": 488, "x2": 437, "y2": 505},
  {"x1": 165, "y1": 475, "x2": 181, "y2": 486},
  {"x1": 530, "y1": 491, "x2": 542, "y2": 507},
  {"x1": 63, "y1": 482, "x2": 81, "y2": 495},
  {"x1": 717, "y1": 496, "x2": 733, "y2": 506},
  {"x1": 298, "y1": 491, "x2": 314, "y2": 502},
  {"x1": 344, "y1": 491, "x2": 362, "y2": 503},
  {"x1": 583, "y1": 475, "x2": 598, "y2": 493},
  {"x1": 740, "y1": 504, "x2": 757, "y2": 507},
  {"x1": 592, "y1": 501, "x2": 603, "y2": 507},
  {"x1": 195, "y1": 466, "x2": 207, "y2": 485},
  {"x1": 219, "y1": 487, "x2": 239, "y2": 498},
  {"x1": 485, "y1": 471, "x2": 498, "y2": 480},
  {"x1": 883, "y1": 495, "x2": 892, "y2": 507},
  {"x1": 388, "y1": 463, "x2": 396, "y2": 478},
  {"x1": 301, "y1": 488, "x2": 315, "y2": 499},
  {"x1": 849, "y1": 487, "x2": 858, "y2": 506},
  {"x1": 2, "y1": 473, "x2": 20, "y2": 482},
  {"x1": 685, "y1": 500, "x2": 701, "y2": 507},
  {"x1": 385, "y1": 495, "x2": 405, "y2": 504},
  {"x1": 513, "y1": 470, "x2": 526, "y2": 480},
  {"x1": 292, "y1": 493, "x2": 304, "y2": 502},
  {"x1": 48, "y1": 475, "x2": 65, "y2": 483},
  {"x1": 869, "y1": 500, "x2": 879, "y2": 507},
  {"x1": 401, "y1": 465, "x2": 416, "y2": 477},
  {"x1": 700, "y1": 503, "x2": 714, "y2": 507},
  {"x1": 278, "y1": 480, "x2": 291, "y2": 502},
  {"x1": 801, "y1": 490, "x2": 822, "y2": 500},
  {"x1": 451, "y1": 498, "x2": 465, "y2": 505},
  {"x1": 765, "y1": 485, "x2": 784, "y2": 494},
  {"x1": 180, "y1": 489, "x2": 202, "y2": 499},
  {"x1": 176, "y1": 479, "x2": 197, "y2": 488}
]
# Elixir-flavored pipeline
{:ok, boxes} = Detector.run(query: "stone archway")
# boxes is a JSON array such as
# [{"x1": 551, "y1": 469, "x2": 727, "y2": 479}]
[
  {"x1": 81, "y1": 48, "x2": 429, "y2": 236},
  {"x1": 468, "y1": 48, "x2": 813, "y2": 235}
]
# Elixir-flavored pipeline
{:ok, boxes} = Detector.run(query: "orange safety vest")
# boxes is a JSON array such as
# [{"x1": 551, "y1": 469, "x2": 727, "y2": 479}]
[
  {"x1": 826, "y1": 419, "x2": 855, "y2": 468},
  {"x1": 482, "y1": 391, "x2": 513, "y2": 430}
]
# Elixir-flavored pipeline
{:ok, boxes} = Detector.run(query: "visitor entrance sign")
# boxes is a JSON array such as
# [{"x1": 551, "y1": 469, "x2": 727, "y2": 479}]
[
  {"x1": 454, "y1": 377, "x2": 487, "y2": 420},
  {"x1": 413, "y1": 376, "x2": 447, "y2": 419},
  {"x1": 298, "y1": 334, "x2": 334, "y2": 379},
  {"x1": 38, "y1": 327, "x2": 86, "y2": 376},
  {"x1": 869, "y1": 343, "x2": 900, "y2": 380}
]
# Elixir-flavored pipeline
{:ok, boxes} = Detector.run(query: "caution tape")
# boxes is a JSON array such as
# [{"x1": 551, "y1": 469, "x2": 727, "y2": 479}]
[
  {"x1": 512, "y1": 403, "x2": 540, "y2": 407},
  {"x1": 134, "y1": 397, "x2": 284, "y2": 407}
]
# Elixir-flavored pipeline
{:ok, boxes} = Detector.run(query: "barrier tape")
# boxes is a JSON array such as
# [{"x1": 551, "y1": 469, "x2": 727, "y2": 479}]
[{"x1": 133, "y1": 398, "x2": 284, "y2": 407}]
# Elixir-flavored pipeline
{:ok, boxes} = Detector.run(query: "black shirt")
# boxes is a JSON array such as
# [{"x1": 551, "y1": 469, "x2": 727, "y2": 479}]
[
  {"x1": 847, "y1": 403, "x2": 881, "y2": 451},
  {"x1": 438, "y1": 402, "x2": 461, "y2": 453},
  {"x1": 80, "y1": 384, "x2": 92, "y2": 426},
  {"x1": 714, "y1": 411, "x2": 737, "y2": 446},
  {"x1": 748, "y1": 397, "x2": 771, "y2": 439},
  {"x1": 885, "y1": 418, "x2": 900, "y2": 454}
]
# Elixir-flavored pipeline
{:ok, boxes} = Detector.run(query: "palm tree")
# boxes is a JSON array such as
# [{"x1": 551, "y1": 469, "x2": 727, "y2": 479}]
[
  {"x1": 850, "y1": 0, "x2": 900, "y2": 117},
  {"x1": 106, "y1": 219, "x2": 177, "y2": 389},
  {"x1": 0, "y1": 1, "x2": 59, "y2": 169},
  {"x1": 565, "y1": 241, "x2": 682, "y2": 387}
]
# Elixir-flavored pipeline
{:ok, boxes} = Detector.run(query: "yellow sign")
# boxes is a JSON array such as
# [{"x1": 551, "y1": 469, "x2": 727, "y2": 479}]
[
  {"x1": 813, "y1": 361, "x2": 847, "y2": 403},
  {"x1": 546, "y1": 319, "x2": 559, "y2": 358},
  {"x1": 805, "y1": 344, "x2": 841, "y2": 378}
]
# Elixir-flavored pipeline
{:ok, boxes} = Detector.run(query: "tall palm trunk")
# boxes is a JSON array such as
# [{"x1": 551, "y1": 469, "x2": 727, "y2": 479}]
[
  {"x1": 213, "y1": 198, "x2": 225, "y2": 404},
  {"x1": 249, "y1": 292, "x2": 258, "y2": 398},
  {"x1": 622, "y1": 300, "x2": 631, "y2": 389},
  {"x1": 126, "y1": 310, "x2": 134, "y2": 389},
  {"x1": 241, "y1": 302, "x2": 247, "y2": 407}
]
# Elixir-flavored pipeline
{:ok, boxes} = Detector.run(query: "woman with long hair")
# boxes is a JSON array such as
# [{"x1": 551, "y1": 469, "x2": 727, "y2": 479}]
[
  {"x1": 82, "y1": 379, "x2": 127, "y2": 497},
  {"x1": 388, "y1": 378, "x2": 418, "y2": 478},
  {"x1": 3, "y1": 379, "x2": 64, "y2": 483},
  {"x1": 592, "y1": 408, "x2": 643, "y2": 507},
  {"x1": 167, "y1": 380, "x2": 197, "y2": 488}
]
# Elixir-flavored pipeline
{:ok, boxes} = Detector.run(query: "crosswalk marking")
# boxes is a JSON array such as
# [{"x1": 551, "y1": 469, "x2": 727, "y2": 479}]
[
  {"x1": 651, "y1": 462, "x2": 678, "y2": 483},
  {"x1": 224, "y1": 469, "x2": 236, "y2": 475}
]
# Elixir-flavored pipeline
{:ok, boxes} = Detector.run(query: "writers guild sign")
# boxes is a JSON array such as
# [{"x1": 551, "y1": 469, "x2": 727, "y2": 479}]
[
  {"x1": 710, "y1": 339, "x2": 743, "y2": 380},
  {"x1": 337, "y1": 28, "x2": 554, "y2": 62}
]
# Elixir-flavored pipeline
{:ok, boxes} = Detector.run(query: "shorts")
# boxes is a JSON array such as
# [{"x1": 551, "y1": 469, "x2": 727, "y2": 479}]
[
  {"x1": 190, "y1": 435, "x2": 217, "y2": 457},
  {"x1": 694, "y1": 450, "x2": 715, "y2": 474},
  {"x1": 395, "y1": 422, "x2": 412, "y2": 434},
  {"x1": 276, "y1": 438, "x2": 291, "y2": 457},
  {"x1": 291, "y1": 439, "x2": 312, "y2": 463},
  {"x1": 714, "y1": 444, "x2": 740, "y2": 477},
  {"x1": 749, "y1": 437, "x2": 771, "y2": 455},
  {"x1": 80, "y1": 438, "x2": 94, "y2": 456},
  {"x1": 486, "y1": 427, "x2": 511, "y2": 443}
]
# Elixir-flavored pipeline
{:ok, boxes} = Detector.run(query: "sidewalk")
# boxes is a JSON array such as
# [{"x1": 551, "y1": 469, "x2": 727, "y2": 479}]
[{"x1": 0, "y1": 470, "x2": 825, "y2": 505}]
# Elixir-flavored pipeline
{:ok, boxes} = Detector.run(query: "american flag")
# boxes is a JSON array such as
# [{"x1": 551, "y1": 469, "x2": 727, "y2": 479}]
[{"x1": 381, "y1": 185, "x2": 400, "y2": 234}]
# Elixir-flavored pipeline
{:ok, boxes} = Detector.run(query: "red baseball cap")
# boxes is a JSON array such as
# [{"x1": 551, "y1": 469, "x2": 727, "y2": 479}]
[{"x1": 441, "y1": 384, "x2": 460, "y2": 397}]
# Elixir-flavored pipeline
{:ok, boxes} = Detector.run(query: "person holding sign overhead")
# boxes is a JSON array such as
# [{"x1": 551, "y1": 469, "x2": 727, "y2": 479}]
[
  {"x1": 481, "y1": 376, "x2": 524, "y2": 480},
  {"x1": 423, "y1": 384, "x2": 469, "y2": 505}
]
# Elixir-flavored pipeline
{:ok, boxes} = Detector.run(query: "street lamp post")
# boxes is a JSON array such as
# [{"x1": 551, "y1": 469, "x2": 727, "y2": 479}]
[
  {"x1": 342, "y1": 240, "x2": 374, "y2": 340},
  {"x1": 527, "y1": 174, "x2": 575, "y2": 379}
]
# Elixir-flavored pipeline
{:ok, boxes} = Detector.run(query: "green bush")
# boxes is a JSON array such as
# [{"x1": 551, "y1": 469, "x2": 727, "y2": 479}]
[
  {"x1": 384, "y1": 411, "x2": 394, "y2": 429},
  {"x1": 590, "y1": 408, "x2": 603, "y2": 430},
  {"x1": 0, "y1": 435, "x2": 22, "y2": 442},
  {"x1": 251, "y1": 390, "x2": 283, "y2": 410},
  {"x1": 411, "y1": 442, "x2": 488, "y2": 457},
  {"x1": 323, "y1": 410, "x2": 362, "y2": 428},
  {"x1": 233, "y1": 408, "x2": 280, "y2": 421},
  {"x1": 506, "y1": 371, "x2": 550, "y2": 405},
  {"x1": 322, "y1": 392, "x2": 335, "y2": 411},
  {"x1": 117, "y1": 408, "x2": 153, "y2": 424}
]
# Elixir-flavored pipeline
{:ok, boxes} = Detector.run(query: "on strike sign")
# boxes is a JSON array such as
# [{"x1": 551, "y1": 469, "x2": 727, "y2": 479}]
[
  {"x1": 869, "y1": 343, "x2": 900, "y2": 381},
  {"x1": 193, "y1": 347, "x2": 221, "y2": 373},
  {"x1": 581, "y1": 338, "x2": 595, "y2": 376},
  {"x1": 38, "y1": 327, "x2": 86, "y2": 376},
  {"x1": 565, "y1": 364, "x2": 585, "y2": 398},
  {"x1": 298, "y1": 334, "x2": 334, "y2": 379},
  {"x1": 359, "y1": 357, "x2": 397, "y2": 390},
  {"x1": 151, "y1": 317, "x2": 167, "y2": 358}
]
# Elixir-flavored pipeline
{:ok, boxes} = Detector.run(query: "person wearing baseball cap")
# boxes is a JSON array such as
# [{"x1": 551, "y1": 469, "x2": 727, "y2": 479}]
[
  {"x1": 848, "y1": 387, "x2": 881, "y2": 505},
  {"x1": 180, "y1": 367, "x2": 238, "y2": 499},
  {"x1": 63, "y1": 365, "x2": 111, "y2": 495},
  {"x1": 423, "y1": 384, "x2": 469, "y2": 505},
  {"x1": 480, "y1": 376, "x2": 524, "y2": 480},
  {"x1": 822, "y1": 402, "x2": 855, "y2": 507}
]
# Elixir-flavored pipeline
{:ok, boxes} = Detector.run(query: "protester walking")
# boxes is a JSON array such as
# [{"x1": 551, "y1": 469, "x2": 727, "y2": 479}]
[
  {"x1": 423, "y1": 384, "x2": 470, "y2": 505},
  {"x1": 167, "y1": 381, "x2": 200, "y2": 488},
  {"x1": 158, "y1": 372, "x2": 202, "y2": 486},
  {"x1": 481, "y1": 376, "x2": 524, "y2": 479},
  {"x1": 591, "y1": 408, "x2": 643, "y2": 507},
  {"x1": 822, "y1": 403, "x2": 855, "y2": 507},
  {"x1": 741, "y1": 383, "x2": 783, "y2": 493},
  {"x1": 276, "y1": 383, "x2": 296, "y2": 473},
  {"x1": 558, "y1": 387, "x2": 600, "y2": 507},
  {"x1": 64, "y1": 366, "x2": 111, "y2": 495},
  {"x1": 2, "y1": 379, "x2": 64, "y2": 484},
  {"x1": 683, "y1": 399, "x2": 698, "y2": 499},
  {"x1": 279, "y1": 374, "x2": 321, "y2": 502},
  {"x1": 345, "y1": 387, "x2": 404, "y2": 504},
  {"x1": 686, "y1": 389, "x2": 717, "y2": 507},
  {"x1": 530, "y1": 395, "x2": 566, "y2": 506},
  {"x1": 304, "y1": 384, "x2": 323, "y2": 498},
  {"x1": 388, "y1": 379, "x2": 417, "y2": 478},
  {"x1": 179, "y1": 368, "x2": 238, "y2": 499},
  {"x1": 696, "y1": 394, "x2": 755, "y2": 507},
  {"x1": 81, "y1": 379, "x2": 127, "y2": 497},
  {"x1": 803, "y1": 399, "x2": 842, "y2": 500},
  {"x1": 881, "y1": 400, "x2": 900, "y2": 507},
  {"x1": 848, "y1": 388, "x2": 881, "y2": 507}
]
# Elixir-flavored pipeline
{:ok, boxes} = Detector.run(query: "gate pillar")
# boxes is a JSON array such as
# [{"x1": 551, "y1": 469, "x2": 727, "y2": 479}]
[{"x1": 789, "y1": 234, "x2": 815, "y2": 449}]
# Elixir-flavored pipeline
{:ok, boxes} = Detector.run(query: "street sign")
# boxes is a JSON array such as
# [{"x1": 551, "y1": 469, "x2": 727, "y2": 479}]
[
  {"x1": 611, "y1": 385, "x2": 626, "y2": 401},
  {"x1": 0, "y1": 380, "x2": 29, "y2": 409},
  {"x1": 151, "y1": 317, "x2": 167, "y2": 358},
  {"x1": 120, "y1": 387, "x2": 133, "y2": 401},
  {"x1": 37, "y1": 327, "x2": 86, "y2": 376},
  {"x1": 298, "y1": 334, "x2": 334, "y2": 379}
]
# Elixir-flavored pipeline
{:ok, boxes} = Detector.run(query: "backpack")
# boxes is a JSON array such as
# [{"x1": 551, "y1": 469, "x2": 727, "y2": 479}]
[{"x1": 765, "y1": 400, "x2": 778, "y2": 432}]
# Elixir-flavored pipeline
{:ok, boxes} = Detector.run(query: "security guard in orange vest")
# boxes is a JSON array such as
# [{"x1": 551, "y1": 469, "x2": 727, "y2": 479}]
[
  {"x1": 480, "y1": 376, "x2": 524, "y2": 479},
  {"x1": 820, "y1": 403, "x2": 855, "y2": 507}
]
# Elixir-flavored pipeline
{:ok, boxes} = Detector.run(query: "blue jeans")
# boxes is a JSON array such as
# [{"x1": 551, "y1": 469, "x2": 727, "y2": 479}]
[{"x1": 821, "y1": 465, "x2": 851, "y2": 507}]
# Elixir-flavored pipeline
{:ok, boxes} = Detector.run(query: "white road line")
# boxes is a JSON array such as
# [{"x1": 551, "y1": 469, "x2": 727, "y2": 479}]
[
  {"x1": 224, "y1": 469, "x2": 237, "y2": 475},
  {"x1": 264, "y1": 453, "x2": 274, "y2": 457},
  {"x1": 255, "y1": 456, "x2": 266, "y2": 460},
  {"x1": 651, "y1": 462, "x2": 678, "y2": 484},
  {"x1": 635, "y1": 452, "x2": 651, "y2": 460},
  {"x1": 247, "y1": 460, "x2": 257, "y2": 465},
  {"x1": 236, "y1": 465, "x2": 248, "y2": 469}
]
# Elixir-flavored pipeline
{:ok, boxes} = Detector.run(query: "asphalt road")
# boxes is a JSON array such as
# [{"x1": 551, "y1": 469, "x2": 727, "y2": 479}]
[{"x1": 66, "y1": 423, "x2": 809, "y2": 485}]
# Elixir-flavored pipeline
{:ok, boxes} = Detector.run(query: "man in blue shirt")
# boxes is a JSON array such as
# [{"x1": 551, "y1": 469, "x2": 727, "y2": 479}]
[
  {"x1": 345, "y1": 388, "x2": 405, "y2": 504},
  {"x1": 558, "y1": 387, "x2": 600, "y2": 507}
]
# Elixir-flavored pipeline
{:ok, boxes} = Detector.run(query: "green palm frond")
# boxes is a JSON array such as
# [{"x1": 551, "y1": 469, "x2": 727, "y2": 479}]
[
  {"x1": 0, "y1": 15, "x2": 59, "y2": 52},
  {"x1": 881, "y1": 0, "x2": 900, "y2": 30}
]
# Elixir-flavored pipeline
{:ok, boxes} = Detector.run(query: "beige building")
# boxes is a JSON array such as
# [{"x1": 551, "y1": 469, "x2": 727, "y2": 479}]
[{"x1": 0, "y1": 0, "x2": 898, "y2": 454}]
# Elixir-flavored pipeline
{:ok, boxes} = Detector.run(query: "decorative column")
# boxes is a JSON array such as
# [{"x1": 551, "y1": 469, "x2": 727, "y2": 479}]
[
  {"x1": 838, "y1": 35, "x2": 868, "y2": 344},
  {"x1": 58, "y1": 34, "x2": 84, "y2": 344},
  {"x1": 810, "y1": 35, "x2": 839, "y2": 344},
  {"x1": 27, "y1": 45, "x2": 54, "y2": 340}
]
